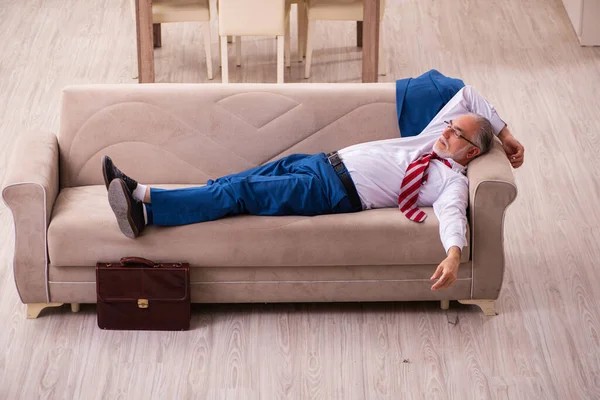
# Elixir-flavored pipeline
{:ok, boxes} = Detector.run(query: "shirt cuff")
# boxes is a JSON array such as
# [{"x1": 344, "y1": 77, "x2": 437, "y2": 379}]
[
  {"x1": 489, "y1": 113, "x2": 506, "y2": 136},
  {"x1": 442, "y1": 236, "x2": 467, "y2": 255}
]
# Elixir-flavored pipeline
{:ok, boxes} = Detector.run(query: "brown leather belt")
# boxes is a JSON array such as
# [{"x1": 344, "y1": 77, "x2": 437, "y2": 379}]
[{"x1": 326, "y1": 151, "x2": 362, "y2": 211}]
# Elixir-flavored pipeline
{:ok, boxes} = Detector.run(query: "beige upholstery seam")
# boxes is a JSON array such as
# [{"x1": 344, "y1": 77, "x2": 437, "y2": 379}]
[
  {"x1": 265, "y1": 102, "x2": 394, "y2": 164},
  {"x1": 49, "y1": 278, "x2": 472, "y2": 285},
  {"x1": 73, "y1": 140, "x2": 212, "y2": 182},
  {"x1": 67, "y1": 100, "x2": 256, "y2": 180},
  {"x1": 214, "y1": 93, "x2": 301, "y2": 129},
  {"x1": 191, "y1": 278, "x2": 473, "y2": 284},
  {"x1": 67, "y1": 100, "x2": 201, "y2": 160}
]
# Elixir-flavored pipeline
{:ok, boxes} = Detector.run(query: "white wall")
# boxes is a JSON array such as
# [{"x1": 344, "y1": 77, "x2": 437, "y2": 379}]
[{"x1": 562, "y1": 0, "x2": 600, "y2": 45}]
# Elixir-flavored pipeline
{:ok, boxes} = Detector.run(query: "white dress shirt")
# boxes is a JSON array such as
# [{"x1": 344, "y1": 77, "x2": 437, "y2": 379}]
[{"x1": 337, "y1": 85, "x2": 507, "y2": 254}]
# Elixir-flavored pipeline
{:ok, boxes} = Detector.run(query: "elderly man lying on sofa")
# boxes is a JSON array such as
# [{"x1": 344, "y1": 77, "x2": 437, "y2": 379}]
[{"x1": 103, "y1": 85, "x2": 524, "y2": 292}]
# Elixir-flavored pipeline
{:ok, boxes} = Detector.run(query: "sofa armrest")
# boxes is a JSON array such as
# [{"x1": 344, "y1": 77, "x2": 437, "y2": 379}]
[
  {"x1": 1, "y1": 131, "x2": 59, "y2": 303},
  {"x1": 466, "y1": 140, "x2": 518, "y2": 299}
]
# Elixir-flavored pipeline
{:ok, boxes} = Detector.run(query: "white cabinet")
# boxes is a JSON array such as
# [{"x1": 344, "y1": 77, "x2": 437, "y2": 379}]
[{"x1": 562, "y1": 0, "x2": 600, "y2": 46}]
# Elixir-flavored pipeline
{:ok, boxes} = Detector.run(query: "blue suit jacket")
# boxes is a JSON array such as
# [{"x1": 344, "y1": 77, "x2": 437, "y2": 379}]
[{"x1": 396, "y1": 69, "x2": 465, "y2": 137}]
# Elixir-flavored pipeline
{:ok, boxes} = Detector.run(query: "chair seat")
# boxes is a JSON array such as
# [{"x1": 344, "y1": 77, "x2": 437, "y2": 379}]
[
  {"x1": 307, "y1": 0, "x2": 384, "y2": 21},
  {"x1": 152, "y1": 0, "x2": 210, "y2": 23},
  {"x1": 47, "y1": 185, "x2": 469, "y2": 267}
]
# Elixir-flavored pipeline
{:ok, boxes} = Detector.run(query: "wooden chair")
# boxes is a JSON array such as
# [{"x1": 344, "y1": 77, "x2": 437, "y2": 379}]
[
  {"x1": 304, "y1": 0, "x2": 386, "y2": 79},
  {"x1": 218, "y1": 0, "x2": 289, "y2": 83},
  {"x1": 130, "y1": 0, "x2": 213, "y2": 80}
]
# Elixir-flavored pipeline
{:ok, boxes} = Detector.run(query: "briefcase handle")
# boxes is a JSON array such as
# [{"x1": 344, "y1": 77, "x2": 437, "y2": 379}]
[{"x1": 120, "y1": 257, "x2": 157, "y2": 267}]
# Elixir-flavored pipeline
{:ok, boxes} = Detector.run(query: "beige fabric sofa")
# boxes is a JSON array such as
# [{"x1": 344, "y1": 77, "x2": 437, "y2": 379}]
[{"x1": 1, "y1": 83, "x2": 517, "y2": 319}]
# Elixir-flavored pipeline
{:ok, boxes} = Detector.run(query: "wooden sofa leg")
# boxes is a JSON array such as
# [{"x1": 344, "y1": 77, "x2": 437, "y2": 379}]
[
  {"x1": 26, "y1": 303, "x2": 64, "y2": 319},
  {"x1": 71, "y1": 303, "x2": 81, "y2": 313},
  {"x1": 458, "y1": 299, "x2": 498, "y2": 316},
  {"x1": 440, "y1": 300, "x2": 449, "y2": 310}
]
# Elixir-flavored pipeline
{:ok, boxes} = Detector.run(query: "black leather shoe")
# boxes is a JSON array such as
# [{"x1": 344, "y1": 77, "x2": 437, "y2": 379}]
[
  {"x1": 108, "y1": 179, "x2": 145, "y2": 239},
  {"x1": 102, "y1": 156, "x2": 138, "y2": 192}
]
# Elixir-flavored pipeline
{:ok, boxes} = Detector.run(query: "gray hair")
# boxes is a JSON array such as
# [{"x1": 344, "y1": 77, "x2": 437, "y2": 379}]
[{"x1": 468, "y1": 113, "x2": 494, "y2": 155}]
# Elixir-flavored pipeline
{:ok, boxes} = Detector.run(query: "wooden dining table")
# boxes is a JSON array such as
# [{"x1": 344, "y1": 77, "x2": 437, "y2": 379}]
[{"x1": 134, "y1": 0, "x2": 381, "y2": 83}]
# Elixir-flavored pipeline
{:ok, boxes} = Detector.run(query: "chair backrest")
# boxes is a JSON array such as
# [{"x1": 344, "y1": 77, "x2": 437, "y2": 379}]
[
  {"x1": 218, "y1": 0, "x2": 287, "y2": 36},
  {"x1": 57, "y1": 83, "x2": 399, "y2": 188}
]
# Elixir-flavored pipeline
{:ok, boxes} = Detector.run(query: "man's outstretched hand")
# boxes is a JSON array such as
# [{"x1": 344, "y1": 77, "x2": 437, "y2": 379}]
[
  {"x1": 430, "y1": 247, "x2": 461, "y2": 290},
  {"x1": 498, "y1": 127, "x2": 524, "y2": 169}
]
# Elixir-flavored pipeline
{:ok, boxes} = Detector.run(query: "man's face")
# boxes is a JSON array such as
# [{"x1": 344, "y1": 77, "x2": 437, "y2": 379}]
[{"x1": 433, "y1": 114, "x2": 480, "y2": 162}]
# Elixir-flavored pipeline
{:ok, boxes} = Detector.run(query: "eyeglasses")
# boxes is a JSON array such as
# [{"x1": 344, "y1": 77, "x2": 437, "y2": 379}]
[{"x1": 443, "y1": 120, "x2": 480, "y2": 149}]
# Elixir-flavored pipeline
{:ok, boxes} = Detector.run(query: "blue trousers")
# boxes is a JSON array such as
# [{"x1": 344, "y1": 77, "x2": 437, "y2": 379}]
[{"x1": 145, "y1": 153, "x2": 361, "y2": 226}]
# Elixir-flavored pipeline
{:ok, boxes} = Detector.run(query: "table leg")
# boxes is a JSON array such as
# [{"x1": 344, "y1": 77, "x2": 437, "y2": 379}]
[
  {"x1": 362, "y1": 0, "x2": 379, "y2": 83},
  {"x1": 136, "y1": 0, "x2": 155, "y2": 83}
]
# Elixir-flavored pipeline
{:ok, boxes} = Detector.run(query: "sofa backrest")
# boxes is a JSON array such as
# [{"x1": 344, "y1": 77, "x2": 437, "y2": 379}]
[{"x1": 58, "y1": 83, "x2": 399, "y2": 188}]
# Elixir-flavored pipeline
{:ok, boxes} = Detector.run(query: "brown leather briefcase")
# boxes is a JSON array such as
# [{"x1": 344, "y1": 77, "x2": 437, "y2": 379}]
[{"x1": 96, "y1": 257, "x2": 190, "y2": 331}]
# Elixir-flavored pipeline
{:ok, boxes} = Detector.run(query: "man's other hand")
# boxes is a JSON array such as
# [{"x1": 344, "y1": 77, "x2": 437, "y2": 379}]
[
  {"x1": 430, "y1": 254, "x2": 460, "y2": 290},
  {"x1": 498, "y1": 126, "x2": 524, "y2": 168},
  {"x1": 501, "y1": 135, "x2": 524, "y2": 168}
]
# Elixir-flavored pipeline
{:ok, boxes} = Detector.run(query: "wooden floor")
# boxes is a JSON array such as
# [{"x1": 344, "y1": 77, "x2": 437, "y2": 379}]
[{"x1": 1, "y1": 0, "x2": 600, "y2": 398}]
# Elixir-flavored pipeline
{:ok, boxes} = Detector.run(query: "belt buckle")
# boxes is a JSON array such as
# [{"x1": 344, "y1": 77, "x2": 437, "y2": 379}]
[{"x1": 328, "y1": 152, "x2": 340, "y2": 166}]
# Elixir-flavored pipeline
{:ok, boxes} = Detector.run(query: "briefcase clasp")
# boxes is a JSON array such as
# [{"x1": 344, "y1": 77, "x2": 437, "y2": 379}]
[{"x1": 138, "y1": 299, "x2": 149, "y2": 309}]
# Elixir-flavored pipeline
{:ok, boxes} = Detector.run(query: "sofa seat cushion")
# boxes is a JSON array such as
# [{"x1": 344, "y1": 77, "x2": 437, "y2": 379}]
[{"x1": 47, "y1": 186, "x2": 470, "y2": 267}]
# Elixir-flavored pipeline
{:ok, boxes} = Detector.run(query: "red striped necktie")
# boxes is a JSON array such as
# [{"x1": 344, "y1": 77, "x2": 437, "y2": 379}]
[{"x1": 398, "y1": 152, "x2": 452, "y2": 222}]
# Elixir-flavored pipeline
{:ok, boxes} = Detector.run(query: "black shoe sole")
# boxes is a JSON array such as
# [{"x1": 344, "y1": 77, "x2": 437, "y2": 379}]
[{"x1": 108, "y1": 179, "x2": 139, "y2": 239}]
